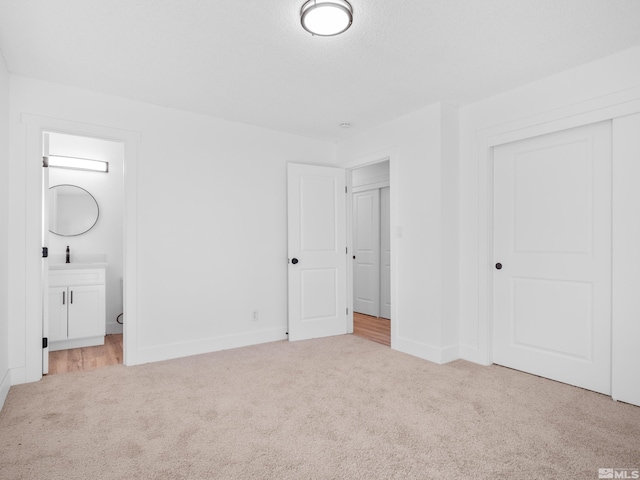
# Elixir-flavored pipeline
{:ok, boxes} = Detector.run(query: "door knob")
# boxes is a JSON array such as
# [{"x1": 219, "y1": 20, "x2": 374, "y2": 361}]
[
  {"x1": 291, "y1": 258, "x2": 299, "y2": 265},
  {"x1": 495, "y1": 263, "x2": 502, "y2": 270}
]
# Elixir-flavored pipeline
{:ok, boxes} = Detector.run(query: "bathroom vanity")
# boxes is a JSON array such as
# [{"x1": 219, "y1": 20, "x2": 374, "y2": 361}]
[{"x1": 48, "y1": 263, "x2": 107, "y2": 351}]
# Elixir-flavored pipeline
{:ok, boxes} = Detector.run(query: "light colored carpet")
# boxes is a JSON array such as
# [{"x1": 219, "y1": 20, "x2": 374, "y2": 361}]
[{"x1": 1, "y1": 335, "x2": 639, "y2": 479}]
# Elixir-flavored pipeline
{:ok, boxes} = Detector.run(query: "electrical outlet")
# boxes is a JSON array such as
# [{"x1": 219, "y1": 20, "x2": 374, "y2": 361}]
[{"x1": 252, "y1": 310, "x2": 259, "y2": 321}]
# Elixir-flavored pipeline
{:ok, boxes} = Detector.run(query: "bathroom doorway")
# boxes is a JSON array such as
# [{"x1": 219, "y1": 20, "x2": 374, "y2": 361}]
[
  {"x1": 351, "y1": 160, "x2": 391, "y2": 346},
  {"x1": 42, "y1": 131, "x2": 125, "y2": 374}
]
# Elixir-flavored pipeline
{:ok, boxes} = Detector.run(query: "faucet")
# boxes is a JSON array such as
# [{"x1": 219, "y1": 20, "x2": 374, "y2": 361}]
[{"x1": 66, "y1": 246, "x2": 70, "y2": 264}]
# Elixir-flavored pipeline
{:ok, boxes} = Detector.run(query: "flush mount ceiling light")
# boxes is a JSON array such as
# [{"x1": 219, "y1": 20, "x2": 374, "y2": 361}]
[
  {"x1": 300, "y1": 0, "x2": 353, "y2": 37},
  {"x1": 47, "y1": 155, "x2": 109, "y2": 173}
]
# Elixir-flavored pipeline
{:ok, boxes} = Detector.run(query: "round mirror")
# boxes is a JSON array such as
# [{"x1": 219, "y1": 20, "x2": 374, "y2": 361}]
[{"x1": 49, "y1": 184, "x2": 99, "y2": 236}]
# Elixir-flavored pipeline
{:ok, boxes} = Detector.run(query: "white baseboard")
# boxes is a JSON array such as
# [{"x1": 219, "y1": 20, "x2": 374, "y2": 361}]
[
  {"x1": 136, "y1": 327, "x2": 288, "y2": 365},
  {"x1": 0, "y1": 368, "x2": 10, "y2": 411},
  {"x1": 459, "y1": 344, "x2": 491, "y2": 366},
  {"x1": 440, "y1": 344, "x2": 460, "y2": 363},
  {"x1": 9, "y1": 366, "x2": 26, "y2": 385},
  {"x1": 394, "y1": 336, "x2": 460, "y2": 364}
]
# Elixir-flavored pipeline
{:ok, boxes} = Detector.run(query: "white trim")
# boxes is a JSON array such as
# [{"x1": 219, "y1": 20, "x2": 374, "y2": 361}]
[
  {"x1": 0, "y1": 368, "x2": 10, "y2": 409},
  {"x1": 611, "y1": 113, "x2": 640, "y2": 406},
  {"x1": 394, "y1": 336, "x2": 458, "y2": 364},
  {"x1": 343, "y1": 147, "x2": 399, "y2": 350},
  {"x1": 9, "y1": 367, "x2": 26, "y2": 386},
  {"x1": 346, "y1": 168, "x2": 354, "y2": 334},
  {"x1": 19, "y1": 114, "x2": 141, "y2": 384},
  {"x1": 459, "y1": 345, "x2": 488, "y2": 365},
  {"x1": 137, "y1": 327, "x2": 287, "y2": 365},
  {"x1": 486, "y1": 86, "x2": 640, "y2": 148},
  {"x1": 475, "y1": 86, "x2": 640, "y2": 365},
  {"x1": 440, "y1": 344, "x2": 460, "y2": 364},
  {"x1": 352, "y1": 180, "x2": 390, "y2": 193}
]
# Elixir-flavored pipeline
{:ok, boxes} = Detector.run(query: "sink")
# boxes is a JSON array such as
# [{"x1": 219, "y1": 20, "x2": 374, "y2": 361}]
[{"x1": 48, "y1": 253, "x2": 108, "y2": 270}]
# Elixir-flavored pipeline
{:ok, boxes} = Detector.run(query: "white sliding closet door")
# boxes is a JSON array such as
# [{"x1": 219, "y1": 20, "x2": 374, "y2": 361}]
[{"x1": 493, "y1": 121, "x2": 612, "y2": 395}]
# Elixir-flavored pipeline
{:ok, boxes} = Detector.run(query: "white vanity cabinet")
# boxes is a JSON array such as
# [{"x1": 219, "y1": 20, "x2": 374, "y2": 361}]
[{"x1": 48, "y1": 268, "x2": 106, "y2": 351}]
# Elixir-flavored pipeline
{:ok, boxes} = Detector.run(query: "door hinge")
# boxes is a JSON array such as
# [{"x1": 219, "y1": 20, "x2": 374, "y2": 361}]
[
  {"x1": 346, "y1": 308, "x2": 349, "y2": 315},
  {"x1": 42, "y1": 247, "x2": 48, "y2": 258},
  {"x1": 346, "y1": 247, "x2": 348, "y2": 254},
  {"x1": 345, "y1": 186, "x2": 347, "y2": 193},
  {"x1": 42, "y1": 156, "x2": 49, "y2": 168},
  {"x1": 42, "y1": 337, "x2": 48, "y2": 348}
]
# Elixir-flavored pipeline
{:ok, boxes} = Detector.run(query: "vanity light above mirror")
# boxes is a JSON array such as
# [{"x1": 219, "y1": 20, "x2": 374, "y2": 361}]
[{"x1": 48, "y1": 155, "x2": 109, "y2": 173}]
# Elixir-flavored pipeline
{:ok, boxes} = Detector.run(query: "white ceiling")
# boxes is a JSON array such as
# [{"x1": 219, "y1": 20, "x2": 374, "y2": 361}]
[{"x1": 1, "y1": 0, "x2": 640, "y2": 142}]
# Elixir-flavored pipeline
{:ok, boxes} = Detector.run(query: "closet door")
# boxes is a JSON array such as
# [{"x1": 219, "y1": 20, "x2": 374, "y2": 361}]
[
  {"x1": 353, "y1": 189, "x2": 380, "y2": 316},
  {"x1": 493, "y1": 121, "x2": 612, "y2": 395}
]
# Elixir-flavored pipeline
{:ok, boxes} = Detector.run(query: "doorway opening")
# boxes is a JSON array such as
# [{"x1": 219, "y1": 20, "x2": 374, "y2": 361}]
[
  {"x1": 350, "y1": 160, "x2": 391, "y2": 346},
  {"x1": 43, "y1": 131, "x2": 125, "y2": 374}
]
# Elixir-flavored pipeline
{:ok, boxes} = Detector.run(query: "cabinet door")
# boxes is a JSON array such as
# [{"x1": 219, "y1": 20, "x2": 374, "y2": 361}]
[
  {"x1": 68, "y1": 285, "x2": 105, "y2": 339},
  {"x1": 48, "y1": 286, "x2": 68, "y2": 342}
]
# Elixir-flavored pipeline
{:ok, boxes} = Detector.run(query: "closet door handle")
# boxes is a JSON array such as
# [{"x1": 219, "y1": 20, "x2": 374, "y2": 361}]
[
  {"x1": 70, "y1": 290, "x2": 73, "y2": 304},
  {"x1": 62, "y1": 291, "x2": 65, "y2": 305}
]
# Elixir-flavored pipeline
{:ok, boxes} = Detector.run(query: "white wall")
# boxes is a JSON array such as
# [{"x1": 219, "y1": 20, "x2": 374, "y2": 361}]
[
  {"x1": 337, "y1": 102, "x2": 459, "y2": 363},
  {"x1": 458, "y1": 45, "x2": 640, "y2": 364},
  {"x1": 0, "y1": 51, "x2": 10, "y2": 406},
  {"x1": 48, "y1": 133, "x2": 125, "y2": 335},
  {"x1": 8, "y1": 75, "x2": 336, "y2": 382}
]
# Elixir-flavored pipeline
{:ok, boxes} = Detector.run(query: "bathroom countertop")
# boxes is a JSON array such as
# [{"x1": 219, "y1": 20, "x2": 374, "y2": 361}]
[{"x1": 49, "y1": 262, "x2": 108, "y2": 270}]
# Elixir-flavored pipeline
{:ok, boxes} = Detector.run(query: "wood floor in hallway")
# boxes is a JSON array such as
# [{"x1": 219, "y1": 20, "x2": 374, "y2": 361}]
[
  {"x1": 353, "y1": 312, "x2": 390, "y2": 346},
  {"x1": 47, "y1": 317, "x2": 389, "y2": 375},
  {"x1": 48, "y1": 334, "x2": 123, "y2": 375}
]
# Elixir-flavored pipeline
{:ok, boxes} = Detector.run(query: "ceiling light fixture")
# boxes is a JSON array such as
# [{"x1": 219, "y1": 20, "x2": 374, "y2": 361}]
[{"x1": 300, "y1": 0, "x2": 353, "y2": 37}]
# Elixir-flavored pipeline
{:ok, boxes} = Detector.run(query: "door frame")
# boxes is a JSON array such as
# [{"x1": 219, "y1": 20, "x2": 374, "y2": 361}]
[
  {"x1": 21, "y1": 114, "x2": 140, "y2": 383},
  {"x1": 344, "y1": 151, "x2": 397, "y2": 347},
  {"x1": 475, "y1": 86, "x2": 640, "y2": 367}
]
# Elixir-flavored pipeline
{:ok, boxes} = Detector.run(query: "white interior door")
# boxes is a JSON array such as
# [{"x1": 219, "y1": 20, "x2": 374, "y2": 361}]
[
  {"x1": 41, "y1": 134, "x2": 50, "y2": 374},
  {"x1": 287, "y1": 163, "x2": 347, "y2": 341},
  {"x1": 380, "y1": 186, "x2": 391, "y2": 319},
  {"x1": 493, "y1": 121, "x2": 612, "y2": 395},
  {"x1": 353, "y1": 189, "x2": 380, "y2": 316}
]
